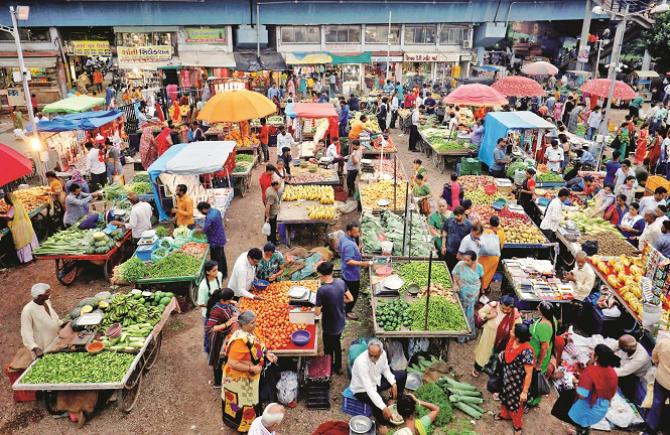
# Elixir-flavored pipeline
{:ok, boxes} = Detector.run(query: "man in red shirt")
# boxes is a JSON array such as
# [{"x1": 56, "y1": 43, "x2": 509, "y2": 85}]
[
  {"x1": 31, "y1": 93, "x2": 38, "y2": 110},
  {"x1": 259, "y1": 164, "x2": 276, "y2": 204},
  {"x1": 259, "y1": 118, "x2": 270, "y2": 163}
]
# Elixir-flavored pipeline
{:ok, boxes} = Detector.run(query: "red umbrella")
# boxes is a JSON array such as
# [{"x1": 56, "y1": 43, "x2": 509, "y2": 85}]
[
  {"x1": 443, "y1": 84, "x2": 508, "y2": 107},
  {"x1": 579, "y1": 79, "x2": 637, "y2": 101},
  {"x1": 0, "y1": 143, "x2": 33, "y2": 186},
  {"x1": 521, "y1": 61, "x2": 559, "y2": 76},
  {"x1": 491, "y1": 76, "x2": 546, "y2": 97}
]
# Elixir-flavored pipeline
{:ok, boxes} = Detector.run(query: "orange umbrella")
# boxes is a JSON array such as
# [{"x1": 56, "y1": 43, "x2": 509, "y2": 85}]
[
  {"x1": 443, "y1": 84, "x2": 508, "y2": 107},
  {"x1": 491, "y1": 76, "x2": 545, "y2": 97},
  {"x1": 197, "y1": 89, "x2": 277, "y2": 123}
]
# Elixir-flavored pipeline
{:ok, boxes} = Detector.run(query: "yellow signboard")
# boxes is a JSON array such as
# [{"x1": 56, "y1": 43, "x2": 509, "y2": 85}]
[
  {"x1": 117, "y1": 45, "x2": 173, "y2": 63},
  {"x1": 69, "y1": 40, "x2": 111, "y2": 56}
]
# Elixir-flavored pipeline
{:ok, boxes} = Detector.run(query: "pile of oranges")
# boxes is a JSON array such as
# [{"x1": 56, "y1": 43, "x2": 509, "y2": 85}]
[{"x1": 238, "y1": 280, "x2": 318, "y2": 350}]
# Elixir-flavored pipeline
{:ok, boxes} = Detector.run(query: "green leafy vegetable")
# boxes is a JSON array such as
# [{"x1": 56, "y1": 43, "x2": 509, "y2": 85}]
[
  {"x1": 415, "y1": 382, "x2": 453, "y2": 430},
  {"x1": 117, "y1": 257, "x2": 148, "y2": 283},
  {"x1": 408, "y1": 296, "x2": 468, "y2": 331},
  {"x1": 395, "y1": 261, "x2": 452, "y2": 292},
  {"x1": 21, "y1": 352, "x2": 135, "y2": 384},
  {"x1": 147, "y1": 252, "x2": 201, "y2": 279}
]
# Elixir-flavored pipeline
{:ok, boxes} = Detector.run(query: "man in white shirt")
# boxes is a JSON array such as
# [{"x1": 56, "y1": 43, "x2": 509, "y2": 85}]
[
  {"x1": 610, "y1": 335, "x2": 652, "y2": 404},
  {"x1": 639, "y1": 187, "x2": 668, "y2": 216},
  {"x1": 565, "y1": 251, "x2": 596, "y2": 301},
  {"x1": 540, "y1": 188, "x2": 570, "y2": 241},
  {"x1": 586, "y1": 106, "x2": 602, "y2": 140},
  {"x1": 545, "y1": 139, "x2": 564, "y2": 172},
  {"x1": 639, "y1": 209, "x2": 669, "y2": 250},
  {"x1": 248, "y1": 403, "x2": 285, "y2": 435},
  {"x1": 350, "y1": 339, "x2": 406, "y2": 428},
  {"x1": 276, "y1": 125, "x2": 296, "y2": 151},
  {"x1": 110, "y1": 193, "x2": 152, "y2": 240},
  {"x1": 227, "y1": 248, "x2": 262, "y2": 299},
  {"x1": 85, "y1": 142, "x2": 107, "y2": 188}
]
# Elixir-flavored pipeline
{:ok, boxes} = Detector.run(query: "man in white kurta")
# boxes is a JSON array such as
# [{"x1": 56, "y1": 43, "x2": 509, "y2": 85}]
[{"x1": 21, "y1": 283, "x2": 61, "y2": 358}]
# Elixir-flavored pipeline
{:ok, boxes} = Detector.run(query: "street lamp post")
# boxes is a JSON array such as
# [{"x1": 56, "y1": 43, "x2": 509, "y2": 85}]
[
  {"x1": 1, "y1": 6, "x2": 46, "y2": 184},
  {"x1": 592, "y1": 3, "x2": 669, "y2": 132}
]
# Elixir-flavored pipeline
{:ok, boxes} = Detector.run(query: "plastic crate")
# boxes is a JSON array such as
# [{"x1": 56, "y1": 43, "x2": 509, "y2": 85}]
[{"x1": 342, "y1": 387, "x2": 372, "y2": 417}]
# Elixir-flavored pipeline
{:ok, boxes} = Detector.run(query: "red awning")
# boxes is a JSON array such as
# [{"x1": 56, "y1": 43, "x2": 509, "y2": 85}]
[
  {"x1": 293, "y1": 103, "x2": 338, "y2": 119},
  {"x1": 0, "y1": 143, "x2": 32, "y2": 186}
]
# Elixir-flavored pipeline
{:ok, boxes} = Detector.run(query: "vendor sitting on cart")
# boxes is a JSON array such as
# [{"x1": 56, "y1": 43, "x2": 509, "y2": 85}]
[
  {"x1": 350, "y1": 339, "x2": 407, "y2": 431},
  {"x1": 21, "y1": 283, "x2": 61, "y2": 359}
]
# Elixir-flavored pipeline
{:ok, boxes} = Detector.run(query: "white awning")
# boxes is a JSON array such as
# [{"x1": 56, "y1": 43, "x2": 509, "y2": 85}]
[
  {"x1": 179, "y1": 51, "x2": 236, "y2": 68},
  {"x1": 635, "y1": 70, "x2": 659, "y2": 78},
  {"x1": 0, "y1": 57, "x2": 57, "y2": 68}
]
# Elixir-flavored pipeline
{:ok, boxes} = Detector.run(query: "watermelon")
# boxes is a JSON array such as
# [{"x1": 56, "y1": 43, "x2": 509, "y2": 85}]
[{"x1": 160, "y1": 297, "x2": 171, "y2": 305}]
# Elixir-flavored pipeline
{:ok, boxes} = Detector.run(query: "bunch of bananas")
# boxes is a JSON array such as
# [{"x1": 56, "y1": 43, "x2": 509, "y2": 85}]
[
  {"x1": 307, "y1": 205, "x2": 337, "y2": 220},
  {"x1": 100, "y1": 293, "x2": 162, "y2": 329},
  {"x1": 282, "y1": 185, "x2": 334, "y2": 204}
]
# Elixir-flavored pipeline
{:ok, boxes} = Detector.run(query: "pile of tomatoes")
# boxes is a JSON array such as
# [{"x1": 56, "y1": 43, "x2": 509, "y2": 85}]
[{"x1": 238, "y1": 280, "x2": 318, "y2": 350}]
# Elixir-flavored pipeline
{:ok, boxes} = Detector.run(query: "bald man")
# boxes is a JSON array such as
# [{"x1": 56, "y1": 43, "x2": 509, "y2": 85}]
[
  {"x1": 111, "y1": 192, "x2": 153, "y2": 240},
  {"x1": 248, "y1": 403, "x2": 285, "y2": 435},
  {"x1": 564, "y1": 251, "x2": 596, "y2": 301},
  {"x1": 611, "y1": 334, "x2": 652, "y2": 404}
]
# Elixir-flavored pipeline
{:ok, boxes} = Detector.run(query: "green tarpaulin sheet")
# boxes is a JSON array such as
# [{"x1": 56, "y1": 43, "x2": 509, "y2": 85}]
[{"x1": 43, "y1": 95, "x2": 105, "y2": 114}]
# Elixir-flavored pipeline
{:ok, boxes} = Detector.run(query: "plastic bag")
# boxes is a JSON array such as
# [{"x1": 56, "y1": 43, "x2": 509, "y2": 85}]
[
  {"x1": 386, "y1": 340, "x2": 408, "y2": 371},
  {"x1": 261, "y1": 221, "x2": 271, "y2": 236},
  {"x1": 479, "y1": 232, "x2": 501, "y2": 257},
  {"x1": 276, "y1": 371, "x2": 299, "y2": 405}
]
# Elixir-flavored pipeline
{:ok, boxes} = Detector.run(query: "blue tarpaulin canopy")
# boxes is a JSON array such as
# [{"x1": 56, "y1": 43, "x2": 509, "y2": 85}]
[
  {"x1": 479, "y1": 111, "x2": 555, "y2": 168},
  {"x1": 28, "y1": 110, "x2": 124, "y2": 132},
  {"x1": 147, "y1": 141, "x2": 236, "y2": 221}
]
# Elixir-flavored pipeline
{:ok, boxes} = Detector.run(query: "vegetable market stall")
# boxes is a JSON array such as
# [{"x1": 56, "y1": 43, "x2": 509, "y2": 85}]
[
  {"x1": 361, "y1": 135, "x2": 398, "y2": 158},
  {"x1": 147, "y1": 141, "x2": 236, "y2": 222},
  {"x1": 459, "y1": 176, "x2": 515, "y2": 207},
  {"x1": 360, "y1": 180, "x2": 407, "y2": 214},
  {"x1": 120, "y1": 237, "x2": 210, "y2": 308},
  {"x1": 292, "y1": 103, "x2": 339, "y2": 144},
  {"x1": 361, "y1": 211, "x2": 433, "y2": 258},
  {"x1": 0, "y1": 186, "x2": 55, "y2": 241},
  {"x1": 368, "y1": 260, "x2": 471, "y2": 340},
  {"x1": 278, "y1": 186, "x2": 337, "y2": 247},
  {"x1": 502, "y1": 258, "x2": 575, "y2": 307},
  {"x1": 231, "y1": 154, "x2": 256, "y2": 197},
  {"x1": 13, "y1": 291, "x2": 178, "y2": 418},
  {"x1": 34, "y1": 225, "x2": 133, "y2": 285},
  {"x1": 287, "y1": 163, "x2": 340, "y2": 186},
  {"x1": 238, "y1": 280, "x2": 320, "y2": 357},
  {"x1": 479, "y1": 111, "x2": 555, "y2": 170},
  {"x1": 418, "y1": 127, "x2": 474, "y2": 173}
]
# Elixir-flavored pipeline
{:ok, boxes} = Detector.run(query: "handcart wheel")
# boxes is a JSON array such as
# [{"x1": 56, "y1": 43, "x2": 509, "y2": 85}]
[
  {"x1": 118, "y1": 365, "x2": 143, "y2": 413},
  {"x1": 188, "y1": 282, "x2": 198, "y2": 307},
  {"x1": 43, "y1": 391, "x2": 60, "y2": 415},
  {"x1": 143, "y1": 332, "x2": 163, "y2": 371},
  {"x1": 76, "y1": 410, "x2": 86, "y2": 428},
  {"x1": 240, "y1": 178, "x2": 248, "y2": 197},
  {"x1": 56, "y1": 259, "x2": 78, "y2": 286}
]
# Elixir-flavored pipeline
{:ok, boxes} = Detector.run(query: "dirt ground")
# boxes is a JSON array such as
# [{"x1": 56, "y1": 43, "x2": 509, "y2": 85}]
[{"x1": 0, "y1": 127, "x2": 631, "y2": 435}]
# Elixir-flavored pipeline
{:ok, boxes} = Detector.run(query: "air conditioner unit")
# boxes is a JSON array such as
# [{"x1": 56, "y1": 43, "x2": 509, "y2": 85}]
[{"x1": 462, "y1": 38, "x2": 472, "y2": 49}]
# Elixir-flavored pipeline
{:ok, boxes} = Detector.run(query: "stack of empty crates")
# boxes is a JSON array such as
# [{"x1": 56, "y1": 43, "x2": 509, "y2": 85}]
[{"x1": 304, "y1": 355, "x2": 331, "y2": 410}]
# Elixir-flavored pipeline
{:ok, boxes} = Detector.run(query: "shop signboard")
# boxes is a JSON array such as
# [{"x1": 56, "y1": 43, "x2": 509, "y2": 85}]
[
  {"x1": 68, "y1": 40, "x2": 111, "y2": 57},
  {"x1": 117, "y1": 45, "x2": 172, "y2": 63},
  {"x1": 184, "y1": 27, "x2": 227, "y2": 44},
  {"x1": 404, "y1": 53, "x2": 459, "y2": 63}
]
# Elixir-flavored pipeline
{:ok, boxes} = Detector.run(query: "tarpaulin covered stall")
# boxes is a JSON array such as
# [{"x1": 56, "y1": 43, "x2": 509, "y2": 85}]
[
  {"x1": 479, "y1": 111, "x2": 554, "y2": 168},
  {"x1": 147, "y1": 141, "x2": 236, "y2": 221},
  {"x1": 42, "y1": 95, "x2": 105, "y2": 114},
  {"x1": 27, "y1": 110, "x2": 124, "y2": 132},
  {"x1": 291, "y1": 103, "x2": 339, "y2": 140}
]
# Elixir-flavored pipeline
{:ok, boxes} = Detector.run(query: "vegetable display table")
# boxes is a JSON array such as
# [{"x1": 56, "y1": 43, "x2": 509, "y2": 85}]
[
  {"x1": 231, "y1": 156, "x2": 256, "y2": 197},
  {"x1": 277, "y1": 201, "x2": 337, "y2": 247},
  {"x1": 287, "y1": 166, "x2": 340, "y2": 186},
  {"x1": 134, "y1": 245, "x2": 209, "y2": 306},
  {"x1": 36, "y1": 230, "x2": 133, "y2": 286},
  {"x1": 418, "y1": 131, "x2": 473, "y2": 173},
  {"x1": 592, "y1": 266, "x2": 642, "y2": 324},
  {"x1": 13, "y1": 297, "x2": 177, "y2": 416}
]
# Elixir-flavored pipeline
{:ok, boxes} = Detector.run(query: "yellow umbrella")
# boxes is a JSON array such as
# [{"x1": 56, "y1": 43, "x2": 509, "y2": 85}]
[{"x1": 197, "y1": 89, "x2": 277, "y2": 123}]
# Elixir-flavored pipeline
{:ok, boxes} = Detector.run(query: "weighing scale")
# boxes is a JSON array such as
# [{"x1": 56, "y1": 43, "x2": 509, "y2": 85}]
[{"x1": 288, "y1": 285, "x2": 317, "y2": 306}]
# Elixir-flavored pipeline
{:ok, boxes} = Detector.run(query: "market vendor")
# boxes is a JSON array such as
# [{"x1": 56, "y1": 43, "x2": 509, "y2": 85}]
[
  {"x1": 350, "y1": 339, "x2": 407, "y2": 429},
  {"x1": 609, "y1": 335, "x2": 652, "y2": 404},
  {"x1": 639, "y1": 187, "x2": 668, "y2": 216},
  {"x1": 46, "y1": 171, "x2": 65, "y2": 207},
  {"x1": 21, "y1": 283, "x2": 61, "y2": 359},
  {"x1": 172, "y1": 184, "x2": 194, "y2": 228},
  {"x1": 545, "y1": 139, "x2": 564, "y2": 173},
  {"x1": 349, "y1": 114, "x2": 373, "y2": 142},
  {"x1": 517, "y1": 167, "x2": 537, "y2": 217},
  {"x1": 540, "y1": 188, "x2": 570, "y2": 241},
  {"x1": 340, "y1": 223, "x2": 373, "y2": 321},
  {"x1": 110, "y1": 193, "x2": 152, "y2": 241},
  {"x1": 195, "y1": 201, "x2": 228, "y2": 279},
  {"x1": 564, "y1": 251, "x2": 596, "y2": 302},
  {"x1": 63, "y1": 183, "x2": 101, "y2": 227},
  {"x1": 639, "y1": 207, "x2": 669, "y2": 250},
  {"x1": 228, "y1": 248, "x2": 263, "y2": 300},
  {"x1": 491, "y1": 138, "x2": 508, "y2": 178},
  {"x1": 256, "y1": 242, "x2": 284, "y2": 282}
]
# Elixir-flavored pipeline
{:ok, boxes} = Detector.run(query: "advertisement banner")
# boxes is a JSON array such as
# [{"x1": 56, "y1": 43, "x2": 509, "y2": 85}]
[
  {"x1": 185, "y1": 27, "x2": 227, "y2": 44},
  {"x1": 117, "y1": 45, "x2": 172, "y2": 63},
  {"x1": 68, "y1": 40, "x2": 111, "y2": 56},
  {"x1": 404, "y1": 53, "x2": 459, "y2": 63}
]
